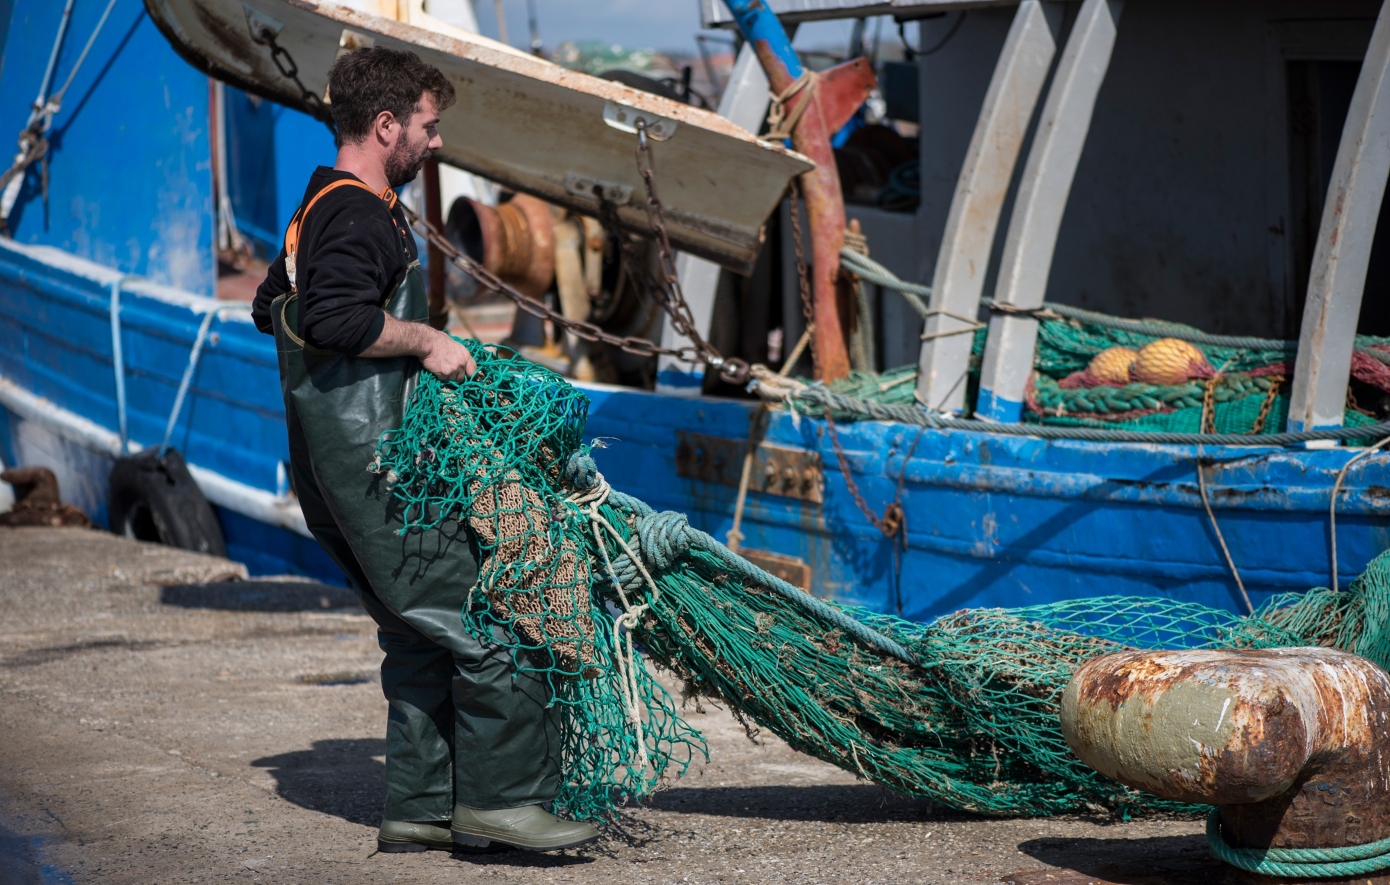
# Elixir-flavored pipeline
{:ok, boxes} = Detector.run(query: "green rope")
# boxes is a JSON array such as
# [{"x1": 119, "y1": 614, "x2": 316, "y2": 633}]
[
  {"x1": 1031, "y1": 373, "x2": 1282, "y2": 416},
  {"x1": 784, "y1": 385, "x2": 1390, "y2": 446},
  {"x1": 1207, "y1": 809, "x2": 1390, "y2": 877},
  {"x1": 607, "y1": 489, "x2": 921, "y2": 667},
  {"x1": 841, "y1": 243, "x2": 1390, "y2": 357}
]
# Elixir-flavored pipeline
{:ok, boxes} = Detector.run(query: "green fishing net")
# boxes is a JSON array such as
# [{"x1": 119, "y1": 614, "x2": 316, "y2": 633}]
[
  {"x1": 369, "y1": 341, "x2": 704, "y2": 821},
  {"x1": 823, "y1": 314, "x2": 1383, "y2": 433},
  {"x1": 372, "y1": 339, "x2": 1390, "y2": 821}
]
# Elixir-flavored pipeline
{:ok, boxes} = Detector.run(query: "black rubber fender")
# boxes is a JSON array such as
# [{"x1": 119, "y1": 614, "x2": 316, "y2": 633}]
[{"x1": 108, "y1": 449, "x2": 227, "y2": 557}]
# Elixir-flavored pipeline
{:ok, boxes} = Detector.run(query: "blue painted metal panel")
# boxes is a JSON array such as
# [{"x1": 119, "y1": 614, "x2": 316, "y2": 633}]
[
  {"x1": 216, "y1": 505, "x2": 345, "y2": 585},
  {"x1": 224, "y1": 87, "x2": 335, "y2": 258},
  {"x1": 224, "y1": 87, "x2": 279, "y2": 257},
  {"x1": 976, "y1": 387, "x2": 1024, "y2": 423},
  {"x1": 0, "y1": 249, "x2": 282, "y2": 490},
  {"x1": 583, "y1": 385, "x2": 1390, "y2": 621},
  {"x1": 0, "y1": 1, "x2": 214, "y2": 294},
  {"x1": 273, "y1": 103, "x2": 336, "y2": 247},
  {"x1": 0, "y1": 0, "x2": 15, "y2": 75}
]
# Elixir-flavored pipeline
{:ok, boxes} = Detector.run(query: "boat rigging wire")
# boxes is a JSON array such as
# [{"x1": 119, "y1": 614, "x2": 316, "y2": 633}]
[
  {"x1": 0, "y1": 0, "x2": 122, "y2": 227},
  {"x1": 1329, "y1": 433, "x2": 1390, "y2": 592},
  {"x1": 899, "y1": 11, "x2": 967, "y2": 61}
]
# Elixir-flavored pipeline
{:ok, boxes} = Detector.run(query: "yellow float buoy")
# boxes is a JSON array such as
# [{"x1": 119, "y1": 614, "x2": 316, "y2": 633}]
[
  {"x1": 1087, "y1": 347, "x2": 1139, "y2": 384},
  {"x1": 1130, "y1": 338, "x2": 1210, "y2": 385}
]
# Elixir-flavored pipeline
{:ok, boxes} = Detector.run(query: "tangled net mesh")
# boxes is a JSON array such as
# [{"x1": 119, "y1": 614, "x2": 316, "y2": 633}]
[{"x1": 372, "y1": 340, "x2": 1390, "y2": 821}]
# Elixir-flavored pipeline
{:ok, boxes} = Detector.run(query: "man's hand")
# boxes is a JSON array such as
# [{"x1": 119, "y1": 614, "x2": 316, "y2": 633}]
[
  {"x1": 420, "y1": 330, "x2": 477, "y2": 381},
  {"x1": 359, "y1": 313, "x2": 477, "y2": 380}
]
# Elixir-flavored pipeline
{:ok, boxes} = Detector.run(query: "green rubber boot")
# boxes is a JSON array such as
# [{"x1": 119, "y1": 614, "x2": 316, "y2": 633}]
[
  {"x1": 451, "y1": 805, "x2": 599, "y2": 852},
  {"x1": 376, "y1": 820, "x2": 454, "y2": 853}
]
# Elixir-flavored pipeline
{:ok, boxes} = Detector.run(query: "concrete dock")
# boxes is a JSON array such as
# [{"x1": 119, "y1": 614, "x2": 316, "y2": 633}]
[{"x1": 0, "y1": 527, "x2": 1217, "y2": 884}]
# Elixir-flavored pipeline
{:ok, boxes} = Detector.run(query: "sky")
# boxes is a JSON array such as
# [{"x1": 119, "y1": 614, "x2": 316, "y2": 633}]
[{"x1": 466, "y1": 0, "x2": 867, "y2": 56}]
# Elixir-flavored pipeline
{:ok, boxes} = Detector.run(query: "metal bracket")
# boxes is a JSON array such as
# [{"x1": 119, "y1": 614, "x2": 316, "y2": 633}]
[
  {"x1": 740, "y1": 548, "x2": 812, "y2": 590},
  {"x1": 675, "y1": 431, "x2": 823, "y2": 503},
  {"x1": 338, "y1": 28, "x2": 375, "y2": 52},
  {"x1": 603, "y1": 101, "x2": 677, "y2": 141},
  {"x1": 243, "y1": 4, "x2": 284, "y2": 44},
  {"x1": 564, "y1": 172, "x2": 633, "y2": 206}
]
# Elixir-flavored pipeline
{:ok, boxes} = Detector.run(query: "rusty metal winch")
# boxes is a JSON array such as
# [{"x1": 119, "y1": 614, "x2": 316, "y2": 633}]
[{"x1": 1061, "y1": 647, "x2": 1390, "y2": 882}]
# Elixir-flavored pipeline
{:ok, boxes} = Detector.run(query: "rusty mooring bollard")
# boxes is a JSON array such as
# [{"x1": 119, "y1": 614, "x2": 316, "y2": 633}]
[{"x1": 1061, "y1": 647, "x2": 1390, "y2": 882}]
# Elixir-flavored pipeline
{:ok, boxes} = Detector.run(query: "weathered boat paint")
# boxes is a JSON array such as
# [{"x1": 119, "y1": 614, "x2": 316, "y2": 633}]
[
  {"x1": 0, "y1": 238, "x2": 335, "y2": 579},
  {"x1": 142, "y1": 0, "x2": 813, "y2": 272},
  {"x1": 0, "y1": 1, "x2": 216, "y2": 295},
  {"x1": 582, "y1": 384, "x2": 1390, "y2": 618}
]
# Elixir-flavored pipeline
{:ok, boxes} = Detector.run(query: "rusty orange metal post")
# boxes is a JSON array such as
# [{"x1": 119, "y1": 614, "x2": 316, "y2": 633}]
[{"x1": 727, "y1": 0, "x2": 874, "y2": 382}]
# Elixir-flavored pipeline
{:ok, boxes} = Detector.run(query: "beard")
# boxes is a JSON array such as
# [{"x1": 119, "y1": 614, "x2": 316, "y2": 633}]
[{"x1": 384, "y1": 132, "x2": 432, "y2": 188}]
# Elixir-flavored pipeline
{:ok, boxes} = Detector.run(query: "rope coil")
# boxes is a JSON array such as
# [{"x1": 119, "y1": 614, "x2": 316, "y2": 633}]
[{"x1": 1207, "y1": 809, "x2": 1390, "y2": 878}]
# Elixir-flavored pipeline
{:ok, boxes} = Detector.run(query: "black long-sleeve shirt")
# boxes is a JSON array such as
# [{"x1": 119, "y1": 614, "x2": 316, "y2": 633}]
[{"x1": 252, "y1": 167, "x2": 416, "y2": 354}]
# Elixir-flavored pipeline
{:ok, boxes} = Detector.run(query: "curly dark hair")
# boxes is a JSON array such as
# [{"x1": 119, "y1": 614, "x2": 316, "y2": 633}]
[{"x1": 327, "y1": 47, "x2": 456, "y2": 147}]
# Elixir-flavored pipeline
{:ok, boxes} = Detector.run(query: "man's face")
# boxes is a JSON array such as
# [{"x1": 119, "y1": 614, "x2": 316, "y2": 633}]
[{"x1": 384, "y1": 92, "x2": 443, "y2": 188}]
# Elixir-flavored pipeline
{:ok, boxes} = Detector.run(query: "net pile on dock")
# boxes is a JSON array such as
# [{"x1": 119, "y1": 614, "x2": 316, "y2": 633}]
[{"x1": 373, "y1": 342, "x2": 1390, "y2": 820}]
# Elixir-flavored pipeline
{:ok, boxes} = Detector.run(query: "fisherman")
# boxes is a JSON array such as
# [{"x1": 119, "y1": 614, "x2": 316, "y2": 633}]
[{"x1": 251, "y1": 46, "x2": 598, "y2": 856}]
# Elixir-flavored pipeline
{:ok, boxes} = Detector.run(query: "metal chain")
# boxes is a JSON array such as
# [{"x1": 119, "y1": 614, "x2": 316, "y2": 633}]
[
  {"x1": 787, "y1": 178, "x2": 817, "y2": 376},
  {"x1": 632, "y1": 122, "x2": 749, "y2": 384},
  {"x1": 1251, "y1": 375, "x2": 1284, "y2": 435},
  {"x1": 402, "y1": 203, "x2": 712, "y2": 363},
  {"x1": 253, "y1": 27, "x2": 336, "y2": 134},
  {"x1": 821, "y1": 407, "x2": 904, "y2": 539}
]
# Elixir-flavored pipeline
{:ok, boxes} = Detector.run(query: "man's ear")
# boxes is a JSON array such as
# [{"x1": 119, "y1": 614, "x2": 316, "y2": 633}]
[{"x1": 373, "y1": 110, "x2": 398, "y2": 146}]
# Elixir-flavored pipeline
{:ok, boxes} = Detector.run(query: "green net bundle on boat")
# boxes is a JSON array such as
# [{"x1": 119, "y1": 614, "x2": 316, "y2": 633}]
[
  {"x1": 371, "y1": 340, "x2": 1390, "y2": 821},
  {"x1": 1011, "y1": 309, "x2": 1390, "y2": 433},
  {"x1": 819, "y1": 298, "x2": 1390, "y2": 434}
]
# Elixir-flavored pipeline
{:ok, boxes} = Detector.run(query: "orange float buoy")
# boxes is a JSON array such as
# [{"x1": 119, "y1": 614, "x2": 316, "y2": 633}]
[
  {"x1": 1087, "y1": 347, "x2": 1139, "y2": 384},
  {"x1": 1130, "y1": 338, "x2": 1210, "y2": 385}
]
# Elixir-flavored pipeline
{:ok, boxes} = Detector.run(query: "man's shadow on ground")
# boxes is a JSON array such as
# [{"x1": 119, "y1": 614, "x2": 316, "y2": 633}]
[
  {"x1": 252, "y1": 738, "x2": 386, "y2": 827},
  {"x1": 162, "y1": 581, "x2": 362, "y2": 613}
]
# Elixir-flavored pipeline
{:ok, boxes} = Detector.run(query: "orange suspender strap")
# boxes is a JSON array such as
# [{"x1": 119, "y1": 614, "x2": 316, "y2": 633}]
[{"x1": 283, "y1": 179, "x2": 400, "y2": 292}]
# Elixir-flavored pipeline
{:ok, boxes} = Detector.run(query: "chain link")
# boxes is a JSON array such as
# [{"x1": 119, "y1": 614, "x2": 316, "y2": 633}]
[
  {"x1": 1251, "y1": 375, "x2": 1284, "y2": 435},
  {"x1": 631, "y1": 123, "x2": 749, "y2": 385},
  {"x1": 259, "y1": 31, "x2": 335, "y2": 134},
  {"x1": 787, "y1": 178, "x2": 817, "y2": 377}
]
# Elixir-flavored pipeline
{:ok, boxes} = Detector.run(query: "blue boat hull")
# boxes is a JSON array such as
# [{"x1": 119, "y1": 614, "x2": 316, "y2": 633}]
[
  {"x1": 1, "y1": 236, "x2": 1386, "y2": 616},
  {"x1": 0, "y1": 239, "x2": 337, "y2": 581},
  {"x1": 584, "y1": 386, "x2": 1390, "y2": 620}
]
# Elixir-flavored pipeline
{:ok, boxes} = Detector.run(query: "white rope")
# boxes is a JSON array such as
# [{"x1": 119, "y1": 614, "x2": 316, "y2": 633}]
[
  {"x1": 566, "y1": 473, "x2": 658, "y2": 776},
  {"x1": 1330, "y1": 435, "x2": 1390, "y2": 592},
  {"x1": 1196, "y1": 450, "x2": 1253, "y2": 615}
]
